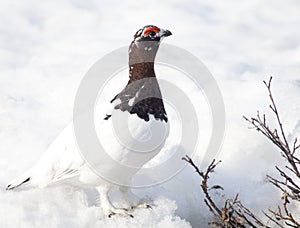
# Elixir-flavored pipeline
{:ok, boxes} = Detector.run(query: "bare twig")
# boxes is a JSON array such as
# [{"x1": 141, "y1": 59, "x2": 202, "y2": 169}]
[
  {"x1": 183, "y1": 156, "x2": 269, "y2": 227},
  {"x1": 182, "y1": 156, "x2": 222, "y2": 218},
  {"x1": 244, "y1": 76, "x2": 300, "y2": 227},
  {"x1": 184, "y1": 77, "x2": 299, "y2": 227}
]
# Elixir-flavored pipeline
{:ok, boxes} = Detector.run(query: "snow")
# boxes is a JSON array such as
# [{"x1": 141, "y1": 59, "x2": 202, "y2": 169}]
[{"x1": 1, "y1": 0, "x2": 300, "y2": 227}]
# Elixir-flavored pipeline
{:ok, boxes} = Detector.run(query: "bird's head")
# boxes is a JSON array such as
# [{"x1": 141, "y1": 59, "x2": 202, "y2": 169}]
[
  {"x1": 133, "y1": 25, "x2": 172, "y2": 42},
  {"x1": 129, "y1": 25, "x2": 172, "y2": 65}
]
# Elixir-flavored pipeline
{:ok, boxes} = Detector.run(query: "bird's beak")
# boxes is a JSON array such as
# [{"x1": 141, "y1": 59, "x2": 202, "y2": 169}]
[{"x1": 161, "y1": 29, "x2": 172, "y2": 37}]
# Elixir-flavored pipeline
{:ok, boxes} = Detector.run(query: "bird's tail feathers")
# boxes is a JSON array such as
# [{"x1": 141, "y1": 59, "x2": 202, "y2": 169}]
[{"x1": 6, "y1": 171, "x2": 32, "y2": 190}]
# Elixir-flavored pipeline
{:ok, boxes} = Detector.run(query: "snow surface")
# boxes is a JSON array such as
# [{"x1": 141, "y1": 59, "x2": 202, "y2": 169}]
[{"x1": 1, "y1": 0, "x2": 300, "y2": 227}]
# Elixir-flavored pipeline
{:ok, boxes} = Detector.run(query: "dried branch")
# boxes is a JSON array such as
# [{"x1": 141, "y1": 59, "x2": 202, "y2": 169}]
[
  {"x1": 182, "y1": 155, "x2": 269, "y2": 227},
  {"x1": 244, "y1": 77, "x2": 300, "y2": 179},
  {"x1": 244, "y1": 76, "x2": 300, "y2": 227},
  {"x1": 184, "y1": 77, "x2": 299, "y2": 227},
  {"x1": 182, "y1": 156, "x2": 222, "y2": 218}
]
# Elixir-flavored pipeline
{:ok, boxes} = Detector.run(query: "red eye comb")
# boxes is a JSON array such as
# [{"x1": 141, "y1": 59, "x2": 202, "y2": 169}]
[{"x1": 143, "y1": 27, "x2": 160, "y2": 35}]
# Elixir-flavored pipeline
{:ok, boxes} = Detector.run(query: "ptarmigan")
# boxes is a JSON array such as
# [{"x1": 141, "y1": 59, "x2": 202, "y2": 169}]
[{"x1": 6, "y1": 25, "x2": 172, "y2": 217}]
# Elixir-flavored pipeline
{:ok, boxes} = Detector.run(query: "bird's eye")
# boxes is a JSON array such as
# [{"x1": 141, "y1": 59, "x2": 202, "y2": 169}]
[{"x1": 149, "y1": 30, "x2": 156, "y2": 37}]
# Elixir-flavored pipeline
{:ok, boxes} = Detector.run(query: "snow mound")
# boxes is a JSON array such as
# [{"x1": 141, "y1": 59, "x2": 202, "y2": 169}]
[{"x1": 0, "y1": 187, "x2": 190, "y2": 228}]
